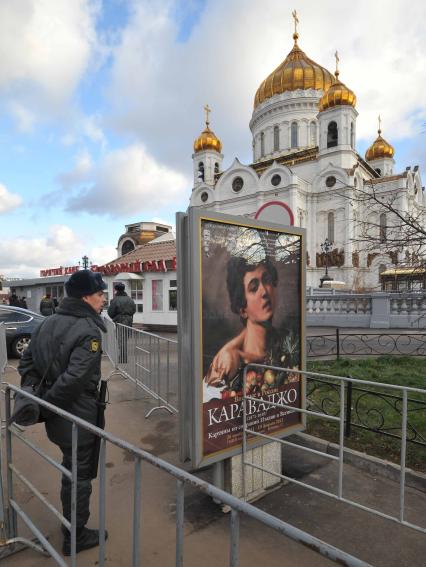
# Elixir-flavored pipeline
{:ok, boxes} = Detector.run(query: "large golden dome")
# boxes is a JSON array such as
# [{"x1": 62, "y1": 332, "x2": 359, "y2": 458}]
[
  {"x1": 365, "y1": 123, "x2": 394, "y2": 161},
  {"x1": 254, "y1": 33, "x2": 335, "y2": 109},
  {"x1": 319, "y1": 70, "x2": 356, "y2": 111}
]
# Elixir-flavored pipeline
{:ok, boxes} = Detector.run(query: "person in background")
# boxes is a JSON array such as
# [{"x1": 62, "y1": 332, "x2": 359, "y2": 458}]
[
  {"x1": 107, "y1": 283, "x2": 136, "y2": 363},
  {"x1": 9, "y1": 293, "x2": 20, "y2": 307},
  {"x1": 39, "y1": 293, "x2": 56, "y2": 316},
  {"x1": 20, "y1": 297, "x2": 28, "y2": 310},
  {"x1": 18, "y1": 270, "x2": 108, "y2": 555}
]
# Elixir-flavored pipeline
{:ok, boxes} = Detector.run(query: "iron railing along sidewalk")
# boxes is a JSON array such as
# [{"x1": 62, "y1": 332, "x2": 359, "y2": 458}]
[
  {"x1": 241, "y1": 363, "x2": 426, "y2": 535},
  {"x1": 1, "y1": 383, "x2": 372, "y2": 567}
]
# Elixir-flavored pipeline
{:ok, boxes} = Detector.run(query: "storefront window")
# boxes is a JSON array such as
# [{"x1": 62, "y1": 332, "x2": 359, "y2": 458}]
[
  {"x1": 46, "y1": 285, "x2": 64, "y2": 301},
  {"x1": 130, "y1": 280, "x2": 143, "y2": 300},
  {"x1": 152, "y1": 280, "x2": 163, "y2": 311}
]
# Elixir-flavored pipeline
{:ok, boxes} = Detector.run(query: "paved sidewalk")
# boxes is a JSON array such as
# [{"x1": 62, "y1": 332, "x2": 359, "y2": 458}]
[{"x1": 2, "y1": 356, "x2": 425, "y2": 567}]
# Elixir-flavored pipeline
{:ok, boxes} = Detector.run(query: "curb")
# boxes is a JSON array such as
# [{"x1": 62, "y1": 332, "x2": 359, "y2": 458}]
[{"x1": 288, "y1": 432, "x2": 426, "y2": 493}]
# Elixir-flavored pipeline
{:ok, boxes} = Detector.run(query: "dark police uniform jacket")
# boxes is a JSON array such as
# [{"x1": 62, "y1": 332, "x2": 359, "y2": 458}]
[
  {"x1": 107, "y1": 292, "x2": 136, "y2": 327},
  {"x1": 18, "y1": 297, "x2": 106, "y2": 448}
]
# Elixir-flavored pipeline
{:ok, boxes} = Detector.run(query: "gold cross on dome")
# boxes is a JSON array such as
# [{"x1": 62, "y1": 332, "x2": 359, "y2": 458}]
[
  {"x1": 204, "y1": 104, "x2": 211, "y2": 127},
  {"x1": 334, "y1": 50, "x2": 340, "y2": 77},
  {"x1": 378, "y1": 114, "x2": 382, "y2": 134},
  {"x1": 292, "y1": 9, "x2": 299, "y2": 34}
]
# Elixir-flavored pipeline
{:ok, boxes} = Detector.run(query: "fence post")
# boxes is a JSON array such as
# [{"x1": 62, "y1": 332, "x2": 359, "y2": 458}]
[
  {"x1": 336, "y1": 328, "x2": 340, "y2": 361},
  {"x1": 345, "y1": 378, "x2": 352, "y2": 438}
]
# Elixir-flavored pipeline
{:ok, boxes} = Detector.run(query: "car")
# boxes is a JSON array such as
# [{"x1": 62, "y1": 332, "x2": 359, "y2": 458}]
[{"x1": 0, "y1": 305, "x2": 44, "y2": 358}]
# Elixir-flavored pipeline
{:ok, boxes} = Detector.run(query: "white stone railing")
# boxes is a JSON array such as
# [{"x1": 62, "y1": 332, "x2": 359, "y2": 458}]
[{"x1": 306, "y1": 292, "x2": 426, "y2": 329}]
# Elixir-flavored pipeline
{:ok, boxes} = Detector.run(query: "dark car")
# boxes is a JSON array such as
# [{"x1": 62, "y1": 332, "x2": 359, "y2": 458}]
[{"x1": 0, "y1": 305, "x2": 44, "y2": 358}]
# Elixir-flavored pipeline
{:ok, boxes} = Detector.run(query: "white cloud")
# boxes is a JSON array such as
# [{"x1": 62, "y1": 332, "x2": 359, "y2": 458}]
[
  {"x1": 0, "y1": 224, "x2": 117, "y2": 278},
  {"x1": 107, "y1": 0, "x2": 426, "y2": 172},
  {"x1": 0, "y1": 0, "x2": 101, "y2": 126},
  {"x1": 57, "y1": 149, "x2": 93, "y2": 189},
  {"x1": 65, "y1": 143, "x2": 189, "y2": 216},
  {"x1": 0, "y1": 183, "x2": 22, "y2": 213}
]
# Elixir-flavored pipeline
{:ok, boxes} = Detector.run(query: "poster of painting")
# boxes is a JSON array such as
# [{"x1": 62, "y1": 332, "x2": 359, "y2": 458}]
[{"x1": 198, "y1": 216, "x2": 305, "y2": 464}]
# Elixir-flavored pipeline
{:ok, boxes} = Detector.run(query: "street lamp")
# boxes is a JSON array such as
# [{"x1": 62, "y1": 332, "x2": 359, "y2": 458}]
[
  {"x1": 79, "y1": 255, "x2": 92, "y2": 270},
  {"x1": 320, "y1": 238, "x2": 334, "y2": 288}
]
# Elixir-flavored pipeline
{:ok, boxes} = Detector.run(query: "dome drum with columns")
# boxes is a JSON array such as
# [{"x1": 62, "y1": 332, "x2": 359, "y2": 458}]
[{"x1": 189, "y1": 13, "x2": 424, "y2": 291}]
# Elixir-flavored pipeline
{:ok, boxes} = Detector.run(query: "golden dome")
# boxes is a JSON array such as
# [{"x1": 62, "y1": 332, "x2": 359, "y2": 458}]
[
  {"x1": 254, "y1": 33, "x2": 335, "y2": 109},
  {"x1": 365, "y1": 119, "x2": 394, "y2": 161},
  {"x1": 193, "y1": 125, "x2": 222, "y2": 153},
  {"x1": 319, "y1": 71, "x2": 356, "y2": 111},
  {"x1": 193, "y1": 104, "x2": 222, "y2": 153}
]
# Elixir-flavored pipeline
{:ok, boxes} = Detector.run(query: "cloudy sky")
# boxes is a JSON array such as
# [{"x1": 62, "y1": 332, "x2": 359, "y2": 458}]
[{"x1": 0, "y1": 0, "x2": 425, "y2": 278}]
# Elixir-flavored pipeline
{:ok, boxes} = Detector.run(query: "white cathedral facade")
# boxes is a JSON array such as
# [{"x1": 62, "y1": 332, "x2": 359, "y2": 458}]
[{"x1": 189, "y1": 24, "x2": 425, "y2": 291}]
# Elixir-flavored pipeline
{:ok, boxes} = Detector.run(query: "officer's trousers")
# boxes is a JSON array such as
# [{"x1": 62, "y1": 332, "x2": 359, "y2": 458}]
[{"x1": 60, "y1": 442, "x2": 95, "y2": 529}]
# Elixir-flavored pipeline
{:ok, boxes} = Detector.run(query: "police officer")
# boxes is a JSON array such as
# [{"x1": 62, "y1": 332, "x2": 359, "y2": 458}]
[
  {"x1": 107, "y1": 282, "x2": 136, "y2": 326},
  {"x1": 108, "y1": 283, "x2": 136, "y2": 363},
  {"x1": 18, "y1": 270, "x2": 108, "y2": 556}
]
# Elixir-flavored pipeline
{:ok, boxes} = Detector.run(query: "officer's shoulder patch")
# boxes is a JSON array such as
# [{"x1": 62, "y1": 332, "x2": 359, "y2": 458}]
[{"x1": 90, "y1": 339, "x2": 100, "y2": 353}]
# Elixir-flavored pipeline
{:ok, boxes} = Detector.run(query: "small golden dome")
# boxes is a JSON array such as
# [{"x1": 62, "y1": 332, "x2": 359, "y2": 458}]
[
  {"x1": 193, "y1": 125, "x2": 222, "y2": 154},
  {"x1": 365, "y1": 118, "x2": 394, "y2": 161},
  {"x1": 193, "y1": 104, "x2": 222, "y2": 153},
  {"x1": 319, "y1": 71, "x2": 356, "y2": 111},
  {"x1": 254, "y1": 33, "x2": 335, "y2": 109}
]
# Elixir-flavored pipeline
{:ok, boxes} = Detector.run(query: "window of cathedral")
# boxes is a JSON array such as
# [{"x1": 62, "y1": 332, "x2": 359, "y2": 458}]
[
  {"x1": 271, "y1": 174, "x2": 281, "y2": 187},
  {"x1": 122, "y1": 239, "x2": 135, "y2": 256},
  {"x1": 232, "y1": 176, "x2": 244, "y2": 193},
  {"x1": 310, "y1": 122, "x2": 317, "y2": 145},
  {"x1": 327, "y1": 121, "x2": 338, "y2": 148},
  {"x1": 375, "y1": 168, "x2": 381, "y2": 176},
  {"x1": 198, "y1": 162, "x2": 204, "y2": 182},
  {"x1": 291, "y1": 122, "x2": 298, "y2": 148},
  {"x1": 214, "y1": 162, "x2": 220, "y2": 175},
  {"x1": 201, "y1": 192, "x2": 209, "y2": 203},
  {"x1": 260, "y1": 132, "x2": 265, "y2": 157},
  {"x1": 350, "y1": 122, "x2": 355, "y2": 148},
  {"x1": 325, "y1": 176, "x2": 336, "y2": 188},
  {"x1": 273, "y1": 125, "x2": 280, "y2": 151},
  {"x1": 328, "y1": 212, "x2": 335, "y2": 242},
  {"x1": 379, "y1": 213, "x2": 387, "y2": 242}
]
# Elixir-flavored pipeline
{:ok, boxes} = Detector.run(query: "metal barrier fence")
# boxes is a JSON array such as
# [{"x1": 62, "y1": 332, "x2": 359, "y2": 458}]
[
  {"x1": 102, "y1": 319, "x2": 178, "y2": 417},
  {"x1": 0, "y1": 383, "x2": 372, "y2": 567},
  {"x1": 0, "y1": 324, "x2": 7, "y2": 375},
  {"x1": 307, "y1": 329, "x2": 426, "y2": 359},
  {"x1": 242, "y1": 363, "x2": 426, "y2": 535}
]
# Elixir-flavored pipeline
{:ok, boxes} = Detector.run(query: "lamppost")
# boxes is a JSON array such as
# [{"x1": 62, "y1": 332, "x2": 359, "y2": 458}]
[
  {"x1": 320, "y1": 238, "x2": 334, "y2": 288},
  {"x1": 79, "y1": 255, "x2": 92, "y2": 270}
]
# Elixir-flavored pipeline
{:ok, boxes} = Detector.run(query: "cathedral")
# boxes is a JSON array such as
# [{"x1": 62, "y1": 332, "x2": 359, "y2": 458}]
[{"x1": 189, "y1": 16, "x2": 425, "y2": 291}]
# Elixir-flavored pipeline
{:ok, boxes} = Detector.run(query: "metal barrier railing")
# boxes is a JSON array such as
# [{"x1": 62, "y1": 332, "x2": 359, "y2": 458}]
[
  {"x1": 102, "y1": 319, "x2": 178, "y2": 417},
  {"x1": 0, "y1": 324, "x2": 7, "y2": 375},
  {"x1": 242, "y1": 363, "x2": 426, "y2": 535},
  {"x1": 1, "y1": 383, "x2": 372, "y2": 567}
]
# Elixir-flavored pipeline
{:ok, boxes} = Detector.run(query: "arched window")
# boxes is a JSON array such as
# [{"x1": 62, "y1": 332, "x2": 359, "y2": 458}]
[
  {"x1": 260, "y1": 132, "x2": 265, "y2": 157},
  {"x1": 273, "y1": 125, "x2": 280, "y2": 152},
  {"x1": 214, "y1": 162, "x2": 220, "y2": 175},
  {"x1": 379, "y1": 213, "x2": 387, "y2": 243},
  {"x1": 327, "y1": 121, "x2": 338, "y2": 148},
  {"x1": 291, "y1": 122, "x2": 298, "y2": 148},
  {"x1": 328, "y1": 212, "x2": 335, "y2": 243},
  {"x1": 375, "y1": 168, "x2": 381, "y2": 176},
  {"x1": 122, "y1": 240, "x2": 135, "y2": 256},
  {"x1": 310, "y1": 122, "x2": 317, "y2": 145},
  {"x1": 198, "y1": 162, "x2": 204, "y2": 182},
  {"x1": 350, "y1": 122, "x2": 355, "y2": 148}
]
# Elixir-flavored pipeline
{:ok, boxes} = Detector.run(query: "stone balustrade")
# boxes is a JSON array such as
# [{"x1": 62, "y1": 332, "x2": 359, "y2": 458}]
[{"x1": 306, "y1": 292, "x2": 426, "y2": 328}]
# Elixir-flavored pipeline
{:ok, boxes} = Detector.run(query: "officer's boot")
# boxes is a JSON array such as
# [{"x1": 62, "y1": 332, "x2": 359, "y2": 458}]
[{"x1": 62, "y1": 526, "x2": 108, "y2": 556}]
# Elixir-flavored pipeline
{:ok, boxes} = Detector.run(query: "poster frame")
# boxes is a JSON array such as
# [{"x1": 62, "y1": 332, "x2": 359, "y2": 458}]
[{"x1": 178, "y1": 209, "x2": 306, "y2": 469}]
